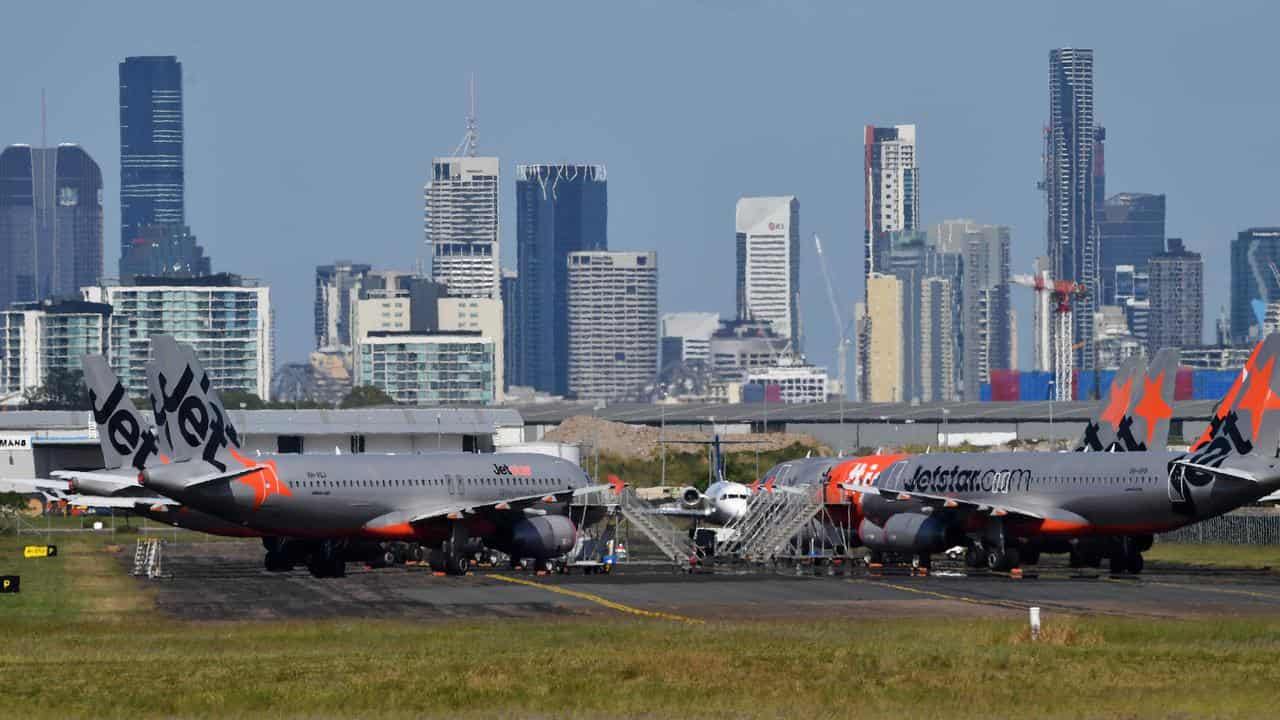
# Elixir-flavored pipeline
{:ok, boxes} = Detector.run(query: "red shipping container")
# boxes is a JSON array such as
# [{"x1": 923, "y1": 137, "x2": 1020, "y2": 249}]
[
  {"x1": 1174, "y1": 367, "x2": 1194, "y2": 401},
  {"x1": 990, "y1": 369, "x2": 1020, "y2": 401}
]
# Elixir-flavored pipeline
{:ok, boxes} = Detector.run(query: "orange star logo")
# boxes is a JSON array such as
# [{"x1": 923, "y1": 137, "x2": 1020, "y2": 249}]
[
  {"x1": 1099, "y1": 376, "x2": 1133, "y2": 430},
  {"x1": 1235, "y1": 355, "x2": 1280, "y2": 441},
  {"x1": 1133, "y1": 372, "x2": 1173, "y2": 444},
  {"x1": 229, "y1": 447, "x2": 291, "y2": 511}
]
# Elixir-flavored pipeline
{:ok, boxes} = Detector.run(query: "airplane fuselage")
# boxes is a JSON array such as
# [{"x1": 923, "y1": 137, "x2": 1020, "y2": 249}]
[{"x1": 143, "y1": 452, "x2": 594, "y2": 543}]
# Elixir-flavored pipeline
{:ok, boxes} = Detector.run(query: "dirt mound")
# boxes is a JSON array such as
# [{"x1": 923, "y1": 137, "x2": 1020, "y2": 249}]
[{"x1": 542, "y1": 415, "x2": 823, "y2": 460}]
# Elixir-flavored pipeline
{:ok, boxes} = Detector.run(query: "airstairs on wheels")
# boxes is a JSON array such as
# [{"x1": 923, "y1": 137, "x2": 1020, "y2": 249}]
[
  {"x1": 617, "y1": 488, "x2": 699, "y2": 567},
  {"x1": 716, "y1": 486, "x2": 825, "y2": 563},
  {"x1": 131, "y1": 537, "x2": 170, "y2": 579}
]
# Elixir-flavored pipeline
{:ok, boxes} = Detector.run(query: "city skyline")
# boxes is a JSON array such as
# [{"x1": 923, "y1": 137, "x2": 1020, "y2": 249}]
[{"x1": 1, "y1": 3, "x2": 1275, "y2": 381}]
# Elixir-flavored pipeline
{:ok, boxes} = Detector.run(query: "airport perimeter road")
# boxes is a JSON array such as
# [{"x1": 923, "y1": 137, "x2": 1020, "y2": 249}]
[{"x1": 137, "y1": 543, "x2": 1280, "y2": 623}]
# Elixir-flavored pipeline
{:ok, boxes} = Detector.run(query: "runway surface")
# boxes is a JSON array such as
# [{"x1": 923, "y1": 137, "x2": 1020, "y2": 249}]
[{"x1": 132, "y1": 542, "x2": 1280, "y2": 623}]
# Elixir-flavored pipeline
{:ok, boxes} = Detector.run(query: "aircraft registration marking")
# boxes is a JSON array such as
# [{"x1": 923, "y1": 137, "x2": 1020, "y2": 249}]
[{"x1": 490, "y1": 574, "x2": 704, "y2": 624}]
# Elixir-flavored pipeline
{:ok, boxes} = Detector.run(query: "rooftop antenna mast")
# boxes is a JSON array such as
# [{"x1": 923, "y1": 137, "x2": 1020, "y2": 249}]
[{"x1": 452, "y1": 73, "x2": 478, "y2": 157}]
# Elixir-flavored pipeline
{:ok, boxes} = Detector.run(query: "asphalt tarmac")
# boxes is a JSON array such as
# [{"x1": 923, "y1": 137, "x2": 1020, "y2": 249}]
[{"x1": 133, "y1": 542, "x2": 1280, "y2": 623}]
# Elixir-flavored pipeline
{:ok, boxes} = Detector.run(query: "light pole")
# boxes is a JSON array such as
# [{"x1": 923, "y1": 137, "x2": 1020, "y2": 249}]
[
  {"x1": 942, "y1": 408, "x2": 950, "y2": 449},
  {"x1": 660, "y1": 401, "x2": 667, "y2": 487}
]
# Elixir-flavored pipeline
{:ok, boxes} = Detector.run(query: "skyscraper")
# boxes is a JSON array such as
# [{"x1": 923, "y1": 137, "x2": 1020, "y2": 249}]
[
  {"x1": 1230, "y1": 227, "x2": 1280, "y2": 343},
  {"x1": 735, "y1": 196, "x2": 800, "y2": 350},
  {"x1": 1046, "y1": 48, "x2": 1100, "y2": 371},
  {"x1": 566, "y1": 251, "x2": 658, "y2": 401},
  {"x1": 864, "y1": 125, "x2": 918, "y2": 284},
  {"x1": 930, "y1": 219, "x2": 1012, "y2": 401},
  {"x1": 500, "y1": 269, "x2": 519, "y2": 392},
  {"x1": 0, "y1": 144, "x2": 103, "y2": 307},
  {"x1": 514, "y1": 164, "x2": 607, "y2": 396},
  {"x1": 425, "y1": 157, "x2": 499, "y2": 298},
  {"x1": 1098, "y1": 193, "x2": 1166, "y2": 305},
  {"x1": 314, "y1": 261, "x2": 371, "y2": 349},
  {"x1": 119, "y1": 56, "x2": 184, "y2": 254},
  {"x1": 1147, "y1": 238, "x2": 1203, "y2": 355},
  {"x1": 864, "y1": 273, "x2": 903, "y2": 403}
]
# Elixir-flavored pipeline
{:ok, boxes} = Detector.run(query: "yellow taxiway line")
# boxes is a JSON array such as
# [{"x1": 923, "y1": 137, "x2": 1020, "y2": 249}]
[{"x1": 490, "y1": 573, "x2": 705, "y2": 625}]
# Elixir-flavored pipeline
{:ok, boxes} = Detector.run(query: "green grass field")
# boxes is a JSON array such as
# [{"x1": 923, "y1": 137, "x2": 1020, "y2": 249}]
[
  {"x1": 3, "y1": 529, "x2": 1280, "y2": 718},
  {"x1": 1147, "y1": 542, "x2": 1280, "y2": 570}
]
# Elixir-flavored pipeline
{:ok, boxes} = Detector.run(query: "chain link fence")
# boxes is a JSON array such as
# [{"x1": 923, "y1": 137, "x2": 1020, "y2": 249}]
[{"x1": 1160, "y1": 508, "x2": 1280, "y2": 545}]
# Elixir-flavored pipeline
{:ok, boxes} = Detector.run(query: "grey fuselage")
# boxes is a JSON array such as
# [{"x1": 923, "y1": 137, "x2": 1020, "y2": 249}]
[
  {"x1": 144, "y1": 452, "x2": 593, "y2": 543},
  {"x1": 853, "y1": 450, "x2": 1271, "y2": 537}
]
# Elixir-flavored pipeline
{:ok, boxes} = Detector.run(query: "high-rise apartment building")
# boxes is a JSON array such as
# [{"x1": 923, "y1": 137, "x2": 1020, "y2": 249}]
[
  {"x1": 355, "y1": 333, "x2": 494, "y2": 405},
  {"x1": 1230, "y1": 228, "x2": 1280, "y2": 344},
  {"x1": 514, "y1": 163, "x2": 607, "y2": 396},
  {"x1": 920, "y1": 276, "x2": 956, "y2": 403},
  {"x1": 314, "y1": 262, "x2": 371, "y2": 349},
  {"x1": 864, "y1": 125, "x2": 918, "y2": 283},
  {"x1": 84, "y1": 274, "x2": 272, "y2": 399},
  {"x1": 929, "y1": 219, "x2": 1012, "y2": 400},
  {"x1": 735, "y1": 196, "x2": 800, "y2": 350},
  {"x1": 0, "y1": 299, "x2": 111, "y2": 404},
  {"x1": 566, "y1": 251, "x2": 658, "y2": 401},
  {"x1": 0, "y1": 145, "x2": 103, "y2": 307},
  {"x1": 1148, "y1": 238, "x2": 1203, "y2": 356},
  {"x1": 1098, "y1": 193, "x2": 1165, "y2": 305},
  {"x1": 438, "y1": 296, "x2": 504, "y2": 402},
  {"x1": 864, "y1": 273, "x2": 903, "y2": 403},
  {"x1": 119, "y1": 56, "x2": 184, "y2": 253},
  {"x1": 425, "y1": 157, "x2": 500, "y2": 298},
  {"x1": 1046, "y1": 48, "x2": 1100, "y2": 371}
]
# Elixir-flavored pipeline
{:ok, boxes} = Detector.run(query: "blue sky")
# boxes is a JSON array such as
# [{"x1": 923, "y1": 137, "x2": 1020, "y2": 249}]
[{"x1": 2, "y1": 1, "x2": 1275, "y2": 382}]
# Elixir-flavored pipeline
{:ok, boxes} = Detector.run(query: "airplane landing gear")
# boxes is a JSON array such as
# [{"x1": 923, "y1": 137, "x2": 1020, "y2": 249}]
[
  {"x1": 264, "y1": 551, "x2": 293, "y2": 572},
  {"x1": 1109, "y1": 537, "x2": 1145, "y2": 575},
  {"x1": 439, "y1": 522, "x2": 470, "y2": 576},
  {"x1": 984, "y1": 546, "x2": 1021, "y2": 572},
  {"x1": 307, "y1": 541, "x2": 346, "y2": 578}
]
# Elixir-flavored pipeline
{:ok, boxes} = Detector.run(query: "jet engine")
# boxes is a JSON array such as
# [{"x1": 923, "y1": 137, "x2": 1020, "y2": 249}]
[
  {"x1": 680, "y1": 486, "x2": 704, "y2": 508},
  {"x1": 510, "y1": 515, "x2": 577, "y2": 559},
  {"x1": 858, "y1": 514, "x2": 957, "y2": 554}
]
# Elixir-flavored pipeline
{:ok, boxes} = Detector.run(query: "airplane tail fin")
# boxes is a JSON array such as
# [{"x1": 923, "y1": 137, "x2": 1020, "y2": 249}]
[
  {"x1": 85, "y1": 354, "x2": 159, "y2": 472},
  {"x1": 1188, "y1": 334, "x2": 1280, "y2": 466},
  {"x1": 146, "y1": 335, "x2": 243, "y2": 471},
  {"x1": 1076, "y1": 355, "x2": 1146, "y2": 451},
  {"x1": 1117, "y1": 348, "x2": 1179, "y2": 451}
]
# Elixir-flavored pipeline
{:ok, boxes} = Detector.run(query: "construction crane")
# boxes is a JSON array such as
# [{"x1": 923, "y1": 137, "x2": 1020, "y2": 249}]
[
  {"x1": 1011, "y1": 271, "x2": 1088, "y2": 401},
  {"x1": 812, "y1": 234, "x2": 852, "y2": 400}
]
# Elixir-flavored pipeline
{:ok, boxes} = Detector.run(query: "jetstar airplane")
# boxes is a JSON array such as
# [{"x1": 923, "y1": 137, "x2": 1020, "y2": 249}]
[
  {"x1": 749, "y1": 353, "x2": 1167, "y2": 549},
  {"x1": 2, "y1": 356, "x2": 265, "y2": 538},
  {"x1": 825, "y1": 342, "x2": 1280, "y2": 574},
  {"x1": 134, "y1": 336, "x2": 607, "y2": 578}
]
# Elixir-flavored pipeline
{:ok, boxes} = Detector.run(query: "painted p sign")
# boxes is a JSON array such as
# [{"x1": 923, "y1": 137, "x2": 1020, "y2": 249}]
[{"x1": 0, "y1": 576, "x2": 18, "y2": 594}]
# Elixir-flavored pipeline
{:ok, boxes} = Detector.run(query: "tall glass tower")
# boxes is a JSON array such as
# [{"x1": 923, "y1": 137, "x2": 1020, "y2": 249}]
[
  {"x1": 514, "y1": 164, "x2": 607, "y2": 396},
  {"x1": 119, "y1": 56, "x2": 184, "y2": 256},
  {"x1": 1046, "y1": 48, "x2": 1099, "y2": 370},
  {"x1": 0, "y1": 144, "x2": 103, "y2": 307}
]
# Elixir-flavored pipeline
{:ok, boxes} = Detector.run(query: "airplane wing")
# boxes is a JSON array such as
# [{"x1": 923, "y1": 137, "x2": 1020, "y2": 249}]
[
  {"x1": 64, "y1": 494, "x2": 181, "y2": 509},
  {"x1": 839, "y1": 484, "x2": 1086, "y2": 525},
  {"x1": 364, "y1": 487, "x2": 585, "y2": 533},
  {"x1": 2, "y1": 477, "x2": 72, "y2": 495},
  {"x1": 653, "y1": 505, "x2": 715, "y2": 518}
]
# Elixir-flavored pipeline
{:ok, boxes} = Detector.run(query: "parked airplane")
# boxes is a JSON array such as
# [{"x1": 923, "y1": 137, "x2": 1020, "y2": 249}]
[
  {"x1": 655, "y1": 437, "x2": 753, "y2": 525},
  {"x1": 135, "y1": 336, "x2": 606, "y2": 578},
  {"x1": 3, "y1": 356, "x2": 264, "y2": 538},
  {"x1": 830, "y1": 342, "x2": 1280, "y2": 574}
]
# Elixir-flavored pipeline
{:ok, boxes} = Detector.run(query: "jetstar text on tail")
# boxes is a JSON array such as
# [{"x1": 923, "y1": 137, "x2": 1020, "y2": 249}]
[{"x1": 903, "y1": 466, "x2": 1032, "y2": 495}]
